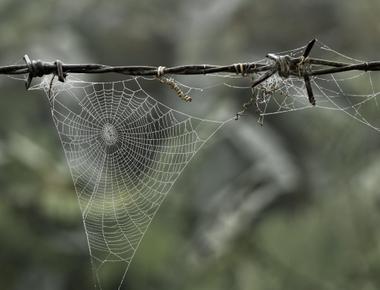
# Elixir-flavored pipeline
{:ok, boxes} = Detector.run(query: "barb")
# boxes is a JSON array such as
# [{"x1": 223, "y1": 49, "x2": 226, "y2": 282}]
[{"x1": 301, "y1": 39, "x2": 316, "y2": 106}]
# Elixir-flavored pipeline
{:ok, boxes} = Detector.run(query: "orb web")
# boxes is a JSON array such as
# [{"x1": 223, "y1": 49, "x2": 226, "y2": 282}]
[{"x1": 37, "y1": 76, "x2": 225, "y2": 289}]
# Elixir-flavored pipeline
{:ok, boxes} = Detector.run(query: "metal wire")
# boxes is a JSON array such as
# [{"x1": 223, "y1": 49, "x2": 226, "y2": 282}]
[{"x1": 2, "y1": 39, "x2": 380, "y2": 95}]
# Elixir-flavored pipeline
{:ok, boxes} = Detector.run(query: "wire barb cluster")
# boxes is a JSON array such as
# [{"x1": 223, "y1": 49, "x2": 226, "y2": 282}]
[
  {"x1": 23, "y1": 55, "x2": 66, "y2": 89},
  {"x1": 264, "y1": 39, "x2": 316, "y2": 105}
]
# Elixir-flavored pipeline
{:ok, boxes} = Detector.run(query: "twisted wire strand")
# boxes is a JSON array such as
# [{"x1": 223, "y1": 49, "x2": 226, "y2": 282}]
[
  {"x1": 3, "y1": 39, "x2": 380, "y2": 111},
  {"x1": 2, "y1": 49, "x2": 379, "y2": 89}
]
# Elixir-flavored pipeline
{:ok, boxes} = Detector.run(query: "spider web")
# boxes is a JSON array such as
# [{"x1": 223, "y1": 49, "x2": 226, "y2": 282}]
[
  {"x1": 28, "y1": 40, "x2": 380, "y2": 289},
  {"x1": 34, "y1": 76, "x2": 226, "y2": 289}
]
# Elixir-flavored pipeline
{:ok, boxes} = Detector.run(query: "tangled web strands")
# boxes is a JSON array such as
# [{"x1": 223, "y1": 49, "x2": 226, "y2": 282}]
[
  {"x1": 29, "y1": 40, "x2": 380, "y2": 289},
  {"x1": 248, "y1": 40, "x2": 380, "y2": 129}
]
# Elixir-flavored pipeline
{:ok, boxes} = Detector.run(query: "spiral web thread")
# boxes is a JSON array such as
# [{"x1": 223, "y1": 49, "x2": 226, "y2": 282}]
[
  {"x1": 29, "y1": 40, "x2": 380, "y2": 289},
  {"x1": 35, "y1": 76, "x2": 225, "y2": 289}
]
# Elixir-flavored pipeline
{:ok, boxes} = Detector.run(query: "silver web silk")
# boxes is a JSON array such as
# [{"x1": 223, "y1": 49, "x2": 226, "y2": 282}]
[{"x1": 40, "y1": 77, "x2": 223, "y2": 289}]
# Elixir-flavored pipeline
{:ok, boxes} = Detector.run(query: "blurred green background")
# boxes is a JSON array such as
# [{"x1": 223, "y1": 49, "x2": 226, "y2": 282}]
[{"x1": 2, "y1": 0, "x2": 380, "y2": 289}]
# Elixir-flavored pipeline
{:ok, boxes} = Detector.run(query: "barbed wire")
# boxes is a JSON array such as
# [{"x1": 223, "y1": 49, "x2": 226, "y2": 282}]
[{"x1": 2, "y1": 39, "x2": 380, "y2": 103}]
